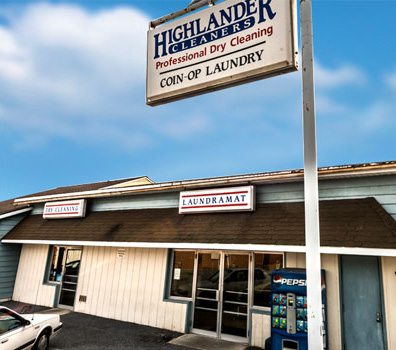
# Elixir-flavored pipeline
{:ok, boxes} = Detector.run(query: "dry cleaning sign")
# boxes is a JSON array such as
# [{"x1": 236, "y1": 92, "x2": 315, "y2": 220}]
[{"x1": 147, "y1": 0, "x2": 297, "y2": 105}]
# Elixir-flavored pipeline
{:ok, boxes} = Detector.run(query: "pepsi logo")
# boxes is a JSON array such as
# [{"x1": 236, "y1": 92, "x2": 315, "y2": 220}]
[
  {"x1": 273, "y1": 275, "x2": 282, "y2": 283},
  {"x1": 273, "y1": 276, "x2": 307, "y2": 287}
]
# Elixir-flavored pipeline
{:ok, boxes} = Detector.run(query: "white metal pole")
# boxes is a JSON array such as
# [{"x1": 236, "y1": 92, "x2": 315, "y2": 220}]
[{"x1": 300, "y1": 0, "x2": 324, "y2": 349}]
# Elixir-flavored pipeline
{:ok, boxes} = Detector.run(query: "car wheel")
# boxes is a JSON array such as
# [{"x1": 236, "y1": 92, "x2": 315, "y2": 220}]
[{"x1": 34, "y1": 332, "x2": 50, "y2": 350}]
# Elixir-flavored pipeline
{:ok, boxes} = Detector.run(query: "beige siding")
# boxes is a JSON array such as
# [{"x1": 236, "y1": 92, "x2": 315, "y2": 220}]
[
  {"x1": 284, "y1": 252, "x2": 342, "y2": 350},
  {"x1": 382, "y1": 257, "x2": 396, "y2": 349},
  {"x1": 251, "y1": 313, "x2": 271, "y2": 348},
  {"x1": 13, "y1": 244, "x2": 56, "y2": 307},
  {"x1": 321, "y1": 254, "x2": 342, "y2": 350},
  {"x1": 74, "y1": 247, "x2": 187, "y2": 332}
]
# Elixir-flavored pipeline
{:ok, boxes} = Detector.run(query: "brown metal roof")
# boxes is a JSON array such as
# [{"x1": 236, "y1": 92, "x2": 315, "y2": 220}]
[
  {"x1": 3, "y1": 198, "x2": 396, "y2": 249},
  {"x1": 12, "y1": 161, "x2": 396, "y2": 205},
  {"x1": 0, "y1": 199, "x2": 30, "y2": 217},
  {"x1": 19, "y1": 177, "x2": 150, "y2": 197}
]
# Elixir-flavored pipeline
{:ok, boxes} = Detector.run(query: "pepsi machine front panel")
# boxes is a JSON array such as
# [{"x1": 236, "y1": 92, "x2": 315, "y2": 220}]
[{"x1": 270, "y1": 269, "x2": 327, "y2": 350}]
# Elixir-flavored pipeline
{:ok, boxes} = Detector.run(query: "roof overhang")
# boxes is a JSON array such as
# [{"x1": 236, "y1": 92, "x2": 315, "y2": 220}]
[{"x1": 3, "y1": 198, "x2": 396, "y2": 254}]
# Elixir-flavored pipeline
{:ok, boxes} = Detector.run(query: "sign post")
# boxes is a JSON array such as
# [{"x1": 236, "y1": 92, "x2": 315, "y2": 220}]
[
  {"x1": 300, "y1": 0, "x2": 324, "y2": 349},
  {"x1": 147, "y1": 1, "x2": 324, "y2": 347}
]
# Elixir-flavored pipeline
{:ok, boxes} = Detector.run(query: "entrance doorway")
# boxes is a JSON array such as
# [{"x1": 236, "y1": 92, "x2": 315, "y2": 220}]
[
  {"x1": 58, "y1": 248, "x2": 82, "y2": 309},
  {"x1": 340, "y1": 255, "x2": 386, "y2": 350},
  {"x1": 192, "y1": 252, "x2": 250, "y2": 342}
]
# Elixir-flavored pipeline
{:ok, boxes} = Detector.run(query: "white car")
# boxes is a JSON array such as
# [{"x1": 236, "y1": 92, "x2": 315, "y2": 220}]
[{"x1": 0, "y1": 306, "x2": 62, "y2": 350}]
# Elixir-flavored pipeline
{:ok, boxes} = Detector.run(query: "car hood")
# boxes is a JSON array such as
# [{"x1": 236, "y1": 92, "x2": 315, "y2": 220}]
[{"x1": 22, "y1": 313, "x2": 59, "y2": 324}]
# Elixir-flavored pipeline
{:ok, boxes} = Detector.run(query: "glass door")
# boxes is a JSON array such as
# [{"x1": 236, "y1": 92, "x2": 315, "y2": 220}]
[
  {"x1": 192, "y1": 252, "x2": 221, "y2": 335},
  {"x1": 58, "y1": 248, "x2": 82, "y2": 308},
  {"x1": 221, "y1": 253, "x2": 249, "y2": 341},
  {"x1": 192, "y1": 252, "x2": 250, "y2": 342}
]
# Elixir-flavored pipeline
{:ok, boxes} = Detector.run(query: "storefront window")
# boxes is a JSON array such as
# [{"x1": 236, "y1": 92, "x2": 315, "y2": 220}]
[
  {"x1": 253, "y1": 253, "x2": 283, "y2": 307},
  {"x1": 169, "y1": 251, "x2": 195, "y2": 298},
  {"x1": 48, "y1": 246, "x2": 66, "y2": 283}
]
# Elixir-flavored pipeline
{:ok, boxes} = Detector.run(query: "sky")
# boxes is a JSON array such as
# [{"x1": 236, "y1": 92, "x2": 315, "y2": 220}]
[{"x1": 0, "y1": 0, "x2": 395, "y2": 200}]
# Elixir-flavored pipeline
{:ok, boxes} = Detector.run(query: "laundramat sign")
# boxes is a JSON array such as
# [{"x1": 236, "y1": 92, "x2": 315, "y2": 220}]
[
  {"x1": 147, "y1": 0, "x2": 297, "y2": 105},
  {"x1": 179, "y1": 186, "x2": 255, "y2": 214},
  {"x1": 43, "y1": 199, "x2": 87, "y2": 219}
]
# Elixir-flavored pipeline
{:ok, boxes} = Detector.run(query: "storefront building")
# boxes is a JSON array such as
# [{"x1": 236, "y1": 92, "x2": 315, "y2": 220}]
[{"x1": 2, "y1": 162, "x2": 396, "y2": 349}]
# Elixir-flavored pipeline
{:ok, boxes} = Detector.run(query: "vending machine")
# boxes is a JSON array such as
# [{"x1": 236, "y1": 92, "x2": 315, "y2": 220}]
[{"x1": 270, "y1": 268, "x2": 327, "y2": 350}]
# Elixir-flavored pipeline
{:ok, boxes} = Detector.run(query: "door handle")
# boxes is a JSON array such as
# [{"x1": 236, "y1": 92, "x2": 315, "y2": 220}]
[
  {"x1": 1, "y1": 339, "x2": 9, "y2": 344},
  {"x1": 376, "y1": 312, "x2": 382, "y2": 323}
]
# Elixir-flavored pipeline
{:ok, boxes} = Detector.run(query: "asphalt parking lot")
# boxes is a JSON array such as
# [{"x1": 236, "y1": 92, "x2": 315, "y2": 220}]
[
  {"x1": 1, "y1": 302, "x2": 258, "y2": 350},
  {"x1": 1, "y1": 301, "x2": 189, "y2": 350},
  {"x1": 50, "y1": 311, "x2": 191, "y2": 350}
]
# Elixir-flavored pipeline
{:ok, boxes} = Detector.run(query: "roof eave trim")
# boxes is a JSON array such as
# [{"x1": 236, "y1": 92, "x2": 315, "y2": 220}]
[
  {"x1": 2, "y1": 239, "x2": 396, "y2": 257},
  {"x1": 319, "y1": 246, "x2": 396, "y2": 257},
  {"x1": 0, "y1": 207, "x2": 32, "y2": 220},
  {"x1": 0, "y1": 239, "x2": 305, "y2": 253}
]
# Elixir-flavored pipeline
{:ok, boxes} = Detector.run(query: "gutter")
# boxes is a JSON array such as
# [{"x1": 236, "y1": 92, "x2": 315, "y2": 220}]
[{"x1": 0, "y1": 207, "x2": 32, "y2": 220}]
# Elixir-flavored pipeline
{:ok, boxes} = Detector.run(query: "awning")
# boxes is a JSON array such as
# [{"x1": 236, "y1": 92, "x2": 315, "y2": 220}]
[{"x1": 3, "y1": 198, "x2": 396, "y2": 253}]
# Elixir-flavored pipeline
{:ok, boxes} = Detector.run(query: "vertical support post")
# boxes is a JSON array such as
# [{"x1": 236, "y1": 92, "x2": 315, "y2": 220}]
[{"x1": 300, "y1": 0, "x2": 324, "y2": 349}]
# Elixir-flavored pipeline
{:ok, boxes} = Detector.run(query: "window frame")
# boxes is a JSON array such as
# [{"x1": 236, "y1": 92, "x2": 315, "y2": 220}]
[
  {"x1": 166, "y1": 249, "x2": 196, "y2": 301},
  {"x1": 44, "y1": 245, "x2": 82, "y2": 285},
  {"x1": 164, "y1": 249, "x2": 285, "y2": 310},
  {"x1": 251, "y1": 251, "x2": 285, "y2": 311},
  {"x1": 45, "y1": 245, "x2": 60, "y2": 285}
]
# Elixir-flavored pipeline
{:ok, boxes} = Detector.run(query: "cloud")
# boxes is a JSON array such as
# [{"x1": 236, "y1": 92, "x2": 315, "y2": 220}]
[
  {"x1": 0, "y1": 3, "x2": 147, "y2": 110},
  {"x1": 315, "y1": 62, "x2": 366, "y2": 89},
  {"x1": 385, "y1": 70, "x2": 396, "y2": 90},
  {"x1": 0, "y1": 1, "x2": 392, "y2": 161},
  {"x1": 152, "y1": 114, "x2": 211, "y2": 139},
  {"x1": 316, "y1": 95, "x2": 350, "y2": 115},
  {"x1": 0, "y1": 3, "x2": 212, "y2": 149},
  {"x1": 0, "y1": 27, "x2": 30, "y2": 80},
  {"x1": 0, "y1": 0, "x2": 282, "y2": 152}
]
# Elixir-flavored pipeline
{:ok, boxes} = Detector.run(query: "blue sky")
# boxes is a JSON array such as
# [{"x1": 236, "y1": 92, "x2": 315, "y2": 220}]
[{"x1": 1, "y1": 0, "x2": 395, "y2": 200}]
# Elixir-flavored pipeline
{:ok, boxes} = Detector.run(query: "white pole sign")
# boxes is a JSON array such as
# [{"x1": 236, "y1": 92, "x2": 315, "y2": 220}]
[{"x1": 147, "y1": 0, "x2": 297, "y2": 105}]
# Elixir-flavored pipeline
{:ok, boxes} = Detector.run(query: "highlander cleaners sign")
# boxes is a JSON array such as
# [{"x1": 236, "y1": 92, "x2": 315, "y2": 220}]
[
  {"x1": 179, "y1": 186, "x2": 255, "y2": 214},
  {"x1": 43, "y1": 199, "x2": 86, "y2": 219},
  {"x1": 147, "y1": 0, "x2": 297, "y2": 105}
]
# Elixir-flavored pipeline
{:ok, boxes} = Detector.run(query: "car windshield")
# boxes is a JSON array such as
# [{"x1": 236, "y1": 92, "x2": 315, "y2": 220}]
[
  {"x1": 0, "y1": 309, "x2": 23, "y2": 335},
  {"x1": 65, "y1": 260, "x2": 80, "y2": 274}
]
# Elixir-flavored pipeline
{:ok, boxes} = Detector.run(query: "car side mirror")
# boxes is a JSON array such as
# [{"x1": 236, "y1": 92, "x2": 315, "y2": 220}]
[{"x1": 23, "y1": 320, "x2": 31, "y2": 326}]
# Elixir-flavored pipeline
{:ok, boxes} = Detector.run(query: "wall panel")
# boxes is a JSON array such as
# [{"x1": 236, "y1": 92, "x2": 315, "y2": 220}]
[
  {"x1": 12, "y1": 244, "x2": 56, "y2": 307},
  {"x1": 74, "y1": 247, "x2": 187, "y2": 332},
  {"x1": 382, "y1": 257, "x2": 396, "y2": 349},
  {"x1": 251, "y1": 313, "x2": 271, "y2": 348},
  {"x1": 0, "y1": 214, "x2": 26, "y2": 300}
]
